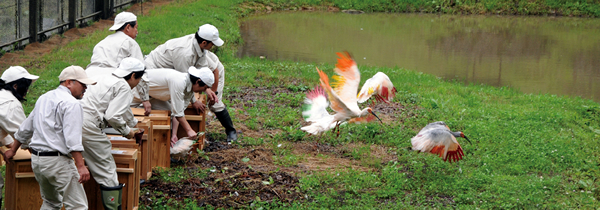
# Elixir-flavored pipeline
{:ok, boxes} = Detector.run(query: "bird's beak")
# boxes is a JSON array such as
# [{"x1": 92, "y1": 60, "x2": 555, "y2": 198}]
[
  {"x1": 370, "y1": 111, "x2": 383, "y2": 124},
  {"x1": 463, "y1": 135, "x2": 472, "y2": 145}
]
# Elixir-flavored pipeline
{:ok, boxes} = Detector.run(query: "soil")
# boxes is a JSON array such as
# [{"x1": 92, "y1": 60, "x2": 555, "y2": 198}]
[{"x1": 142, "y1": 137, "x2": 397, "y2": 208}]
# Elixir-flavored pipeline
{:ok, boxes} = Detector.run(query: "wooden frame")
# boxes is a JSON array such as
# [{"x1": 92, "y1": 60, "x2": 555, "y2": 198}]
[
  {"x1": 85, "y1": 147, "x2": 140, "y2": 210},
  {"x1": 132, "y1": 108, "x2": 171, "y2": 168},
  {"x1": 5, "y1": 147, "x2": 140, "y2": 210}
]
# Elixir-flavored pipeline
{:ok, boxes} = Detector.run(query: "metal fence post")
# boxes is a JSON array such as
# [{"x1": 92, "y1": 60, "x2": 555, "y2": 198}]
[
  {"x1": 68, "y1": 0, "x2": 76, "y2": 28},
  {"x1": 29, "y1": 0, "x2": 39, "y2": 43}
]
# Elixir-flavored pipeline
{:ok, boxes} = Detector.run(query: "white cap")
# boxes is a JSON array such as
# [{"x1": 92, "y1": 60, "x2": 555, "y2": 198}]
[
  {"x1": 1, "y1": 66, "x2": 39, "y2": 83},
  {"x1": 197, "y1": 24, "x2": 224, "y2": 47},
  {"x1": 113, "y1": 58, "x2": 145, "y2": 78},
  {"x1": 109, "y1": 12, "x2": 137, "y2": 31},
  {"x1": 188, "y1": 66, "x2": 214, "y2": 87},
  {"x1": 59, "y1": 66, "x2": 97, "y2": 85}
]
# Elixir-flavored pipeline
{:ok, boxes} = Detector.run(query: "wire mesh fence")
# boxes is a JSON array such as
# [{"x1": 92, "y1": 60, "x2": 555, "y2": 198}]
[{"x1": 0, "y1": 0, "x2": 137, "y2": 52}]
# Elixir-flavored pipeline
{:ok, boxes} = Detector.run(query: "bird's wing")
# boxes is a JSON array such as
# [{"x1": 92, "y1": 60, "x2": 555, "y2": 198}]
[
  {"x1": 318, "y1": 68, "x2": 353, "y2": 115},
  {"x1": 170, "y1": 139, "x2": 195, "y2": 155},
  {"x1": 331, "y1": 52, "x2": 361, "y2": 106},
  {"x1": 357, "y1": 72, "x2": 397, "y2": 103},
  {"x1": 411, "y1": 129, "x2": 465, "y2": 162},
  {"x1": 347, "y1": 114, "x2": 377, "y2": 124},
  {"x1": 417, "y1": 121, "x2": 449, "y2": 135},
  {"x1": 301, "y1": 115, "x2": 336, "y2": 135},
  {"x1": 302, "y1": 86, "x2": 331, "y2": 122}
]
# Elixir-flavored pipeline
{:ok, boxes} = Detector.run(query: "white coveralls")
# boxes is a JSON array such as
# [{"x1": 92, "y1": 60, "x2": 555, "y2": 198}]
[
  {"x1": 80, "y1": 74, "x2": 137, "y2": 187},
  {"x1": 205, "y1": 51, "x2": 226, "y2": 112},
  {"x1": 14, "y1": 86, "x2": 88, "y2": 209},
  {"x1": 131, "y1": 69, "x2": 194, "y2": 118},
  {"x1": 144, "y1": 34, "x2": 217, "y2": 104},
  {"x1": 86, "y1": 31, "x2": 150, "y2": 102},
  {"x1": 0, "y1": 89, "x2": 23, "y2": 203}
]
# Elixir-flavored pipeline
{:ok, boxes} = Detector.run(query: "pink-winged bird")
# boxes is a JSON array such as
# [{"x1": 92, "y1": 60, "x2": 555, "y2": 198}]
[
  {"x1": 411, "y1": 121, "x2": 471, "y2": 162},
  {"x1": 301, "y1": 52, "x2": 396, "y2": 135}
]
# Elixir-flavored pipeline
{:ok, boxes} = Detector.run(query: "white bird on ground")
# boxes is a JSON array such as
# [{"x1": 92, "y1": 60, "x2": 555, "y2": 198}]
[
  {"x1": 411, "y1": 121, "x2": 471, "y2": 162},
  {"x1": 170, "y1": 132, "x2": 204, "y2": 159},
  {"x1": 301, "y1": 52, "x2": 396, "y2": 135}
]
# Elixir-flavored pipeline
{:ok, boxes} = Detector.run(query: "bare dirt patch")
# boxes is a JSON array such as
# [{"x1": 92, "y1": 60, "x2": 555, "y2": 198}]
[{"x1": 142, "y1": 138, "x2": 398, "y2": 208}]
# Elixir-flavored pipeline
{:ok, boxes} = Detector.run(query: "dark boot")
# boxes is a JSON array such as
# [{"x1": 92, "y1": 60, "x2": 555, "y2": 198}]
[
  {"x1": 215, "y1": 107, "x2": 237, "y2": 142},
  {"x1": 100, "y1": 184, "x2": 124, "y2": 210}
]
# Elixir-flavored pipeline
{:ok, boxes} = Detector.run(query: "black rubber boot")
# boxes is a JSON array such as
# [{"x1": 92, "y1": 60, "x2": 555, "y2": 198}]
[
  {"x1": 100, "y1": 184, "x2": 124, "y2": 210},
  {"x1": 214, "y1": 107, "x2": 237, "y2": 142}
]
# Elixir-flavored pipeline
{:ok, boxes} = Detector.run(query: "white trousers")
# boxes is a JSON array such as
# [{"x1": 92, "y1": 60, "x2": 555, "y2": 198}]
[
  {"x1": 31, "y1": 155, "x2": 88, "y2": 210},
  {"x1": 81, "y1": 114, "x2": 119, "y2": 187},
  {"x1": 209, "y1": 76, "x2": 225, "y2": 113}
]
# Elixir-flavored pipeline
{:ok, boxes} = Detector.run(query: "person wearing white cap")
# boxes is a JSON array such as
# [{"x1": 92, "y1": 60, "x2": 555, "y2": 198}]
[
  {"x1": 80, "y1": 57, "x2": 145, "y2": 210},
  {"x1": 131, "y1": 66, "x2": 214, "y2": 146},
  {"x1": 0, "y1": 66, "x2": 38, "y2": 207},
  {"x1": 144, "y1": 24, "x2": 238, "y2": 141},
  {"x1": 86, "y1": 11, "x2": 153, "y2": 116},
  {"x1": 144, "y1": 24, "x2": 220, "y2": 110},
  {"x1": 204, "y1": 51, "x2": 237, "y2": 142},
  {"x1": 5, "y1": 65, "x2": 96, "y2": 209}
]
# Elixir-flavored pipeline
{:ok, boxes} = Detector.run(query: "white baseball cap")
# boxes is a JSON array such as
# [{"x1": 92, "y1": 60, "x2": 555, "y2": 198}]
[
  {"x1": 59, "y1": 66, "x2": 97, "y2": 85},
  {"x1": 1, "y1": 66, "x2": 39, "y2": 83},
  {"x1": 188, "y1": 66, "x2": 214, "y2": 87},
  {"x1": 197, "y1": 24, "x2": 224, "y2": 47},
  {"x1": 109, "y1": 12, "x2": 137, "y2": 31},
  {"x1": 113, "y1": 58, "x2": 145, "y2": 78}
]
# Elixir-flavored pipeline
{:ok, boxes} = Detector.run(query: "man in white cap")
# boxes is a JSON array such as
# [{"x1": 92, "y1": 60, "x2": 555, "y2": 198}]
[
  {"x1": 87, "y1": 11, "x2": 152, "y2": 116},
  {"x1": 204, "y1": 51, "x2": 237, "y2": 142},
  {"x1": 131, "y1": 67, "x2": 214, "y2": 146},
  {"x1": 80, "y1": 57, "x2": 145, "y2": 210},
  {"x1": 5, "y1": 65, "x2": 96, "y2": 209},
  {"x1": 0, "y1": 66, "x2": 38, "y2": 208},
  {"x1": 145, "y1": 24, "x2": 237, "y2": 142}
]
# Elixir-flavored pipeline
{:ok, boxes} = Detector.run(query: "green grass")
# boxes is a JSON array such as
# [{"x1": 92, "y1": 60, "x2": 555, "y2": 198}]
[
  {"x1": 5, "y1": 0, "x2": 600, "y2": 208},
  {"x1": 244, "y1": 0, "x2": 600, "y2": 17}
]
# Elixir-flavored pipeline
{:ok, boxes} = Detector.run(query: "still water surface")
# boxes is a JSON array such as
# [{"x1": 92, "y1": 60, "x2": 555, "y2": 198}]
[{"x1": 238, "y1": 12, "x2": 600, "y2": 102}]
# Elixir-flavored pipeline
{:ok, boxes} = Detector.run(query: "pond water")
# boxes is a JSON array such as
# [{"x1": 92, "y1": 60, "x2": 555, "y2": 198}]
[{"x1": 238, "y1": 12, "x2": 600, "y2": 102}]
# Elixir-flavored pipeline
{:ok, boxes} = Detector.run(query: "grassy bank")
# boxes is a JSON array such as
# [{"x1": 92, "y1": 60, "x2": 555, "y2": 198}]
[
  {"x1": 244, "y1": 0, "x2": 600, "y2": 17},
  {"x1": 6, "y1": 0, "x2": 600, "y2": 209}
]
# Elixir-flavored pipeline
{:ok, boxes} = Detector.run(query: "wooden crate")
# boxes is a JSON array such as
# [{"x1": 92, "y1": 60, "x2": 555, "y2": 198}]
[
  {"x1": 135, "y1": 118, "x2": 153, "y2": 180},
  {"x1": 107, "y1": 118, "x2": 153, "y2": 180},
  {"x1": 132, "y1": 108, "x2": 171, "y2": 169},
  {"x1": 4, "y1": 148, "x2": 140, "y2": 210},
  {"x1": 84, "y1": 147, "x2": 140, "y2": 210},
  {"x1": 4, "y1": 149, "x2": 43, "y2": 210},
  {"x1": 176, "y1": 93, "x2": 207, "y2": 151}
]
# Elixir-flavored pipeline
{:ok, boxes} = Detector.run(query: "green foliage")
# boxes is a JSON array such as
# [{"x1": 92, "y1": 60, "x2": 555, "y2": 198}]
[{"x1": 7, "y1": 0, "x2": 600, "y2": 208}]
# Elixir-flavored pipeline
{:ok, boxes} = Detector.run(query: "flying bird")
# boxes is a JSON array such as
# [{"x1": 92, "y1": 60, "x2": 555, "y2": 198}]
[
  {"x1": 411, "y1": 121, "x2": 471, "y2": 162},
  {"x1": 301, "y1": 52, "x2": 396, "y2": 135}
]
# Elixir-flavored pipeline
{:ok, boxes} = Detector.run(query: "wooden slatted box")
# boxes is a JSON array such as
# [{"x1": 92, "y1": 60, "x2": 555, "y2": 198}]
[
  {"x1": 131, "y1": 108, "x2": 171, "y2": 168},
  {"x1": 84, "y1": 147, "x2": 140, "y2": 210}
]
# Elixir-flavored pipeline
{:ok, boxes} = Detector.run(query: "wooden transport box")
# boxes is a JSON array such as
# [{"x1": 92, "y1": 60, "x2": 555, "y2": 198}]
[
  {"x1": 85, "y1": 147, "x2": 140, "y2": 210},
  {"x1": 107, "y1": 117, "x2": 153, "y2": 180},
  {"x1": 4, "y1": 149, "x2": 42, "y2": 210},
  {"x1": 5, "y1": 148, "x2": 140, "y2": 210},
  {"x1": 135, "y1": 118, "x2": 153, "y2": 180},
  {"x1": 132, "y1": 108, "x2": 171, "y2": 169}
]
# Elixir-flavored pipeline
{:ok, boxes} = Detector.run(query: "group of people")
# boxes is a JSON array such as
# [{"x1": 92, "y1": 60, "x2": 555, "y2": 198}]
[{"x1": 0, "y1": 11, "x2": 237, "y2": 210}]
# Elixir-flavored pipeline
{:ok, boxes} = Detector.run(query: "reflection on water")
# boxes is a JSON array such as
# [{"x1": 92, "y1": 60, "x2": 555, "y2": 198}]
[{"x1": 238, "y1": 12, "x2": 600, "y2": 102}]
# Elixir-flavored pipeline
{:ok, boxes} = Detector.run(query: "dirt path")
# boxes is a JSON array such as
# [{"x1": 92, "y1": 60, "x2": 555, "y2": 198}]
[{"x1": 0, "y1": 0, "x2": 173, "y2": 70}]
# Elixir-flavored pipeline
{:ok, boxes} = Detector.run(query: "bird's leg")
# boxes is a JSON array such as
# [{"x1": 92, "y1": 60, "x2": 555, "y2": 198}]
[{"x1": 335, "y1": 122, "x2": 341, "y2": 138}]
